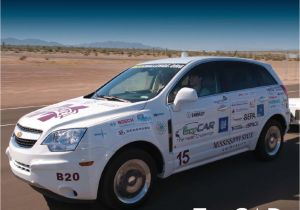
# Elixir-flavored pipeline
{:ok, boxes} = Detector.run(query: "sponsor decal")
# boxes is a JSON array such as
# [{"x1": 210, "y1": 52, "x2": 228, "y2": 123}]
[
  {"x1": 117, "y1": 126, "x2": 150, "y2": 136},
  {"x1": 232, "y1": 125, "x2": 243, "y2": 131},
  {"x1": 213, "y1": 95, "x2": 228, "y2": 104},
  {"x1": 243, "y1": 113, "x2": 256, "y2": 121},
  {"x1": 257, "y1": 104, "x2": 264, "y2": 117},
  {"x1": 96, "y1": 102, "x2": 121, "y2": 107},
  {"x1": 269, "y1": 99, "x2": 281, "y2": 105},
  {"x1": 110, "y1": 117, "x2": 135, "y2": 129},
  {"x1": 153, "y1": 113, "x2": 164, "y2": 117},
  {"x1": 245, "y1": 121, "x2": 258, "y2": 128},
  {"x1": 82, "y1": 100, "x2": 121, "y2": 107},
  {"x1": 94, "y1": 129, "x2": 107, "y2": 138},
  {"x1": 232, "y1": 107, "x2": 249, "y2": 113},
  {"x1": 258, "y1": 96, "x2": 266, "y2": 103},
  {"x1": 231, "y1": 101, "x2": 248, "y2": 107},
  {"x1": 118, "y1": 118, "x2": 134, "y2": 125},
  {"x1": 277, "y1": 91, "x2": 284, "y2": 96},
  {"x1": 28, "y1": 104, "x2": 88, "y2": 122},
  {"x1": 137, "y1": 113, "x2": 152, "y2": 123},
  {"x1": 186, "y1": 111, "x2": 205, "y2": 118},
  {"x1": 232, "y1": 116, "x2": 243, "y2": 121},
  {"x1": 213, "y1": 132, "x2": 253, "y2": 151},
  {"x1": 118, "y1": 130, "x2": 126, "y2": 135},
  {"x1": 267, "y1": 86, "x2": 282, "y2": 93},
  {"x1": 156, "y1": 121, "x2": 167, "y2": 135},
  {"x1": 218, "y1": 117, "x2": 228, "y2": 133},
  {"x1": 249, "y1": 100, "x2": 256, "y2": 108},
  {"x1": 109, "y1": 121, "x2": 117, "y2": 127},
  {"x1": 175, "y1": 121, "x2": 215, "y2": 142},
  {"x1": 132, "y1": 64, "x2": 185, "y2": 69},
  {"x1": 269, "y1": 95, "x2": 278, "y2": 99},
  {"x1": 238, "y1": 92, "x2": 255, "y2": 97}
]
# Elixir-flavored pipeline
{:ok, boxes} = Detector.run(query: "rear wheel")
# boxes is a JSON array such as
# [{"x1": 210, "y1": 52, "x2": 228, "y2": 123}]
[
  {"x1": 255, "y1": 119, "x2": 284, "y2": 160},
  {"x1": 99, "y1": 148, "x2": 157, "y2": 209}
]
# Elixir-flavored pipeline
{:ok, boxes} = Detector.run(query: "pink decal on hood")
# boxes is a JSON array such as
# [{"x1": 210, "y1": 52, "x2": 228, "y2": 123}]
[{"x1": 28, "y1": 104, "x2": 88, "y2": 122}]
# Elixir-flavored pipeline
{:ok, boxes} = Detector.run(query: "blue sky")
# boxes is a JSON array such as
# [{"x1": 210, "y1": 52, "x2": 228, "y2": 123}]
[{"x1": 2, "y1": 0, "x2": 299, "y2": 50}]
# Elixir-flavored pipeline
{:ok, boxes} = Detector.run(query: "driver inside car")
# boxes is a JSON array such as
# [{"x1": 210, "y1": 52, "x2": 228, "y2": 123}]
[{"x1": 188, "y1": 71, "x2": 210, "y2": 97}]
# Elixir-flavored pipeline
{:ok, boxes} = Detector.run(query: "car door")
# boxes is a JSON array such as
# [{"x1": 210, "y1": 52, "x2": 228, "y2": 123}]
[
  {"x1": 216, "y1": 61, "x2": 262, "y2": 153},
  {"x1": 168, "y1": 62, "x2": 231, "y2": 171}
]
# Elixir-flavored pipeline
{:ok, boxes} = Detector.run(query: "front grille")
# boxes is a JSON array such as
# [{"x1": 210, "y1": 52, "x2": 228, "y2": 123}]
[
  {"x1": 17, "y1": 123, "x2": 43, "y2": 134},
  {"x1": 14, "y1": 135, "x2": 37, "y2": 148},
  {"x1": 14, "y1": 160, "x2": 30, "y2": 172},
  {"x1": 296, "y1": 110, "x2": 300, "y2": 120}
]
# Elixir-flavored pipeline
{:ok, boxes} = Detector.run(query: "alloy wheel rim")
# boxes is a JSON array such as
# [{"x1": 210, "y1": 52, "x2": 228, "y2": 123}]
[
  {"x1": 113, "y1": 159, "x2": 151, "y2": 204},
  {"x1": 264, "y1": 125, "x2": 281, "y2": 156}
]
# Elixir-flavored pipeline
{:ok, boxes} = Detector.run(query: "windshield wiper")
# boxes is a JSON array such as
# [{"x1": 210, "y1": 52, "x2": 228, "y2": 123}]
[{"x1": 96, "y1": 95, "x2": 131, "y2": 103}]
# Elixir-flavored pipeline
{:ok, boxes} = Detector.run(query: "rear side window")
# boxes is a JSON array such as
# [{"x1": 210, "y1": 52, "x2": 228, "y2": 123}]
[
  {"x1": 253, "y1": 65, "x2": 277, "y2": 86},
  {"x1": 216, "y1": 61, "x2": 277, "y2": 92}
]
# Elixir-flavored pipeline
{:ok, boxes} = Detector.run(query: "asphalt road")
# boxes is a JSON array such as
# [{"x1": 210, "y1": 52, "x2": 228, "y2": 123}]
[{"x1": 1, "y1": 84, "x2": 299, "y2": 210}]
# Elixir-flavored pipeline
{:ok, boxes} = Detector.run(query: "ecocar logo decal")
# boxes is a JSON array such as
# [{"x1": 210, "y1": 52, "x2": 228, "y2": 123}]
[
  {"x1": 175, "y1": 121, "x2": 215, "y2": 142},
  {"x1": 28, "y1": 104, "x2": 88, "y2": 122}
]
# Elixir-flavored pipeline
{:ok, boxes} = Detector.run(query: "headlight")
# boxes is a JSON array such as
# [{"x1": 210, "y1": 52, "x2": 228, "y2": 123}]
[{"x1": 42, "y1": 128, "x2": 87, "y2": 152}]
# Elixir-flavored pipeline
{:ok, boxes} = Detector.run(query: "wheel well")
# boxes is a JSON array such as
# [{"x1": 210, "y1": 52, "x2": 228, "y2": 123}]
[
  {"x1": 112, "y1": 141, "x2": 164, "y2": 174},
  {"x1": 97, "y1": 141, "x2": 164, "y2": 199},
  {"x1": 267, "y1": 114, "x2": 287, "y2": 133}
]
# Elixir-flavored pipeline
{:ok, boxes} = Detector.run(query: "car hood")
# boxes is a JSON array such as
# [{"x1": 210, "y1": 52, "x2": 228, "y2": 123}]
[{"x1": 18, "y1": 97, "x2": 146, "y2": 131}]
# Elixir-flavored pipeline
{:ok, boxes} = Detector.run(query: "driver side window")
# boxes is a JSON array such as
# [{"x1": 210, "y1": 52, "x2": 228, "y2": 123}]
[{"x1": 168, "y1": 62, "x2": 218, "y2": 103}]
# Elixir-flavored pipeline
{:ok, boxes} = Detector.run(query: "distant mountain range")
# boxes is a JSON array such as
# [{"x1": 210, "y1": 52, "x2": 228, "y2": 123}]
[
  {"x1": 1, "y1": 37, "x2": 159, "y2": 49},
  {"x1": 2, "y1": 38, "x2": 63, "y2": 47}
]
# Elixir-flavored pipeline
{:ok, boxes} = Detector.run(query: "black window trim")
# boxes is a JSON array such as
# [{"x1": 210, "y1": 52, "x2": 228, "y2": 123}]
[{"x1": 166, "y1": 59, "x2": 279, "y2": 105}]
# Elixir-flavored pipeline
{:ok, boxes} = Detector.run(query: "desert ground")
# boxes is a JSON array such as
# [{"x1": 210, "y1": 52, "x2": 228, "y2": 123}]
[
  {"x1": 1, "y1": 51, "x2": 299, "y2": 210},
  {"x1": 1, "y1": 51, "x2": 299, "y2": 108}
]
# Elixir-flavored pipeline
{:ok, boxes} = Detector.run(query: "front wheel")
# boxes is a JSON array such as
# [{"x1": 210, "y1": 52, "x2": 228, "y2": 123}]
[
  {"x1": 255, "y1": 119, "x2": 284, "y2": 161},
  {"x1": 98, "y1": 148, "x2": 157, "y2": 209}
]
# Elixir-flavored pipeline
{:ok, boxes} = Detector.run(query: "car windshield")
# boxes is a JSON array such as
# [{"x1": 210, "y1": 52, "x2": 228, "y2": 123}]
[{"x1": 92, "y1": 64, "x2": 185, "y2": 102}]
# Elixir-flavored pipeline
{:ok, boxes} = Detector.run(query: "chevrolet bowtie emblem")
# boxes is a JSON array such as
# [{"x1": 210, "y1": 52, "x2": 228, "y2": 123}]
[{"x1": 16, "y1": 131, "x2": 23, "y2": 138}]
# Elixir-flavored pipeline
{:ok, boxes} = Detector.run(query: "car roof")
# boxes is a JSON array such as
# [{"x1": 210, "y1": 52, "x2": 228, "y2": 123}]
[{"x1": 140, "y1": 56, "x2": 269, "y2": 66}]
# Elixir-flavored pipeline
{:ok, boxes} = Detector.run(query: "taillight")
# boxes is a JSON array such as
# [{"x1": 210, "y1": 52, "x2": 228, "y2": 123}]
[{"x1": 280, "y1": 85, "x2": 288, "y2": 97}]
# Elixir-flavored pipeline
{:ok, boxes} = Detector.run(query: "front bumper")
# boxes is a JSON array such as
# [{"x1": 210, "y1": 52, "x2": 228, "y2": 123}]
[{"x1": 6, "y1": 142, "x2": 108, "y2": 200}]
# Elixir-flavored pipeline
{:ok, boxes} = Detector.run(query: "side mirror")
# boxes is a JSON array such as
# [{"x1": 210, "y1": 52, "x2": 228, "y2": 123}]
[{"x1": 173, "y1": 87, "x2": 198, "y2": 112}]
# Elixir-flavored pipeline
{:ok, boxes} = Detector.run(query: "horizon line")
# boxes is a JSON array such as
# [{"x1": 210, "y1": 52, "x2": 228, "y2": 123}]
[{"x1": 1, "y1": 37, "x2": 299, "y2": 52}]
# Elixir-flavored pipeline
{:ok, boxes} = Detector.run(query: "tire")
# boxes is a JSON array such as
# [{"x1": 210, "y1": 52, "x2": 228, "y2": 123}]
[
  {"x1": 98, "y1": 148, "x2": 157, "y2": 209},
  {"x1": 255, "y1": 119, "x2": 284, "y2": 161}
]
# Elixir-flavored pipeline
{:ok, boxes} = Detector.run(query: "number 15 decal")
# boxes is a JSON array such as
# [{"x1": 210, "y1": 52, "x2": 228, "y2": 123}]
[{"x1": 177, "y1": 150, "x2": 190, "y2": 166}]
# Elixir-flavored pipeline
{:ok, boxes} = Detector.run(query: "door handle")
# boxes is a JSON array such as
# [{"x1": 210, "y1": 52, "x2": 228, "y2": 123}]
[{"x1": 218, "y1": 105, "x2": 229, "y2": 111}]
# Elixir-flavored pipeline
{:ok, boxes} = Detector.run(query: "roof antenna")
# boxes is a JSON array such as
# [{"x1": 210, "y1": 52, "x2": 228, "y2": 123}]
[{"x1": 181, "y1": 52, "x2": 188, "y2": 57}]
